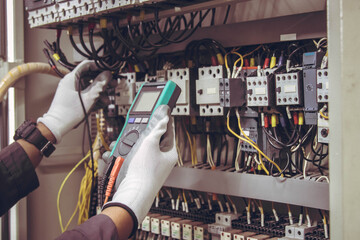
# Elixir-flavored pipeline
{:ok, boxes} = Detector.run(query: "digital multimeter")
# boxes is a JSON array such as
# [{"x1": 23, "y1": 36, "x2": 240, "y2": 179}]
[{"x1": 110, "y1": 80, "x2": 181, "y2": 159}]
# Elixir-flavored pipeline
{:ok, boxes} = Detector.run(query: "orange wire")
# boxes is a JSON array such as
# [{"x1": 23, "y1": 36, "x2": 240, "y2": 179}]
[{"x1": 104, "y1": 156, "x2": 125, "y2": 205}]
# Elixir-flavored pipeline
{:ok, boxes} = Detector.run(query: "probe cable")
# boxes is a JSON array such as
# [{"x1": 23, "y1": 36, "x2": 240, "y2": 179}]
[{"x1": 104, "y1": 156, "x2": 125, "y2": 205}]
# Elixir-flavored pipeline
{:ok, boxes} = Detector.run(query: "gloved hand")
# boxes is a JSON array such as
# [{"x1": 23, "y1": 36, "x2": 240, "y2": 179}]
[
  {"x1": 38, "y1": 60, "x2": 111, "y2": 143},
  {"x1": 103, "y1": 105, "x2": 178, "y2": 227}
]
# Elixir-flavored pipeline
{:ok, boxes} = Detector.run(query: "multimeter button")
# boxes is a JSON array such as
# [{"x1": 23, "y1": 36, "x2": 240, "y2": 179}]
[
  {"x1": 128, "y1": 118, "x2": 135, "y2": 123},
  {"x1": 134, "y1": 118, "x2": 142, "y2": 124},
  {"x1": 141, "y1": 118, "x2": 149, "y2": 124},
  {"x1": 118, "y1": 130, "x2": 140, "y2": 156},
  {"x1": 122, "y1": 138, "x2": 135, "y2": 147}
]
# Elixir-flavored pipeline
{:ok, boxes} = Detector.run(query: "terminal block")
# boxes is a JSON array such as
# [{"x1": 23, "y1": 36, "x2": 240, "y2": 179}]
[
  {"x1": 157, "y1": 70, "x2": 168, "y2": 82},
  {"x1": 294, "y1": 225, "x2": 316, "y2": 239},
  {"x1": 194, "y1": 224, "x2": 209, "y2": 240},
  {"x1": 318, "y1": 113, "x2": 329, "y2": 144},
  {"x1": 275, "y1": 71, "x2": 303, "y2": 106},
  {"x1": 247, "y1": 234, "x2": 270, "y2": 240},
  {"x1": 196, "y1": 66, "x2": 224, "y2": 116},
  {"x1": 234, "y1": 232, "x2": 257, "y2": 240},
  {"x1": 183, "y1": 221, "x2": 203, "y2": 240},
  {"x1": 317, "y1": 69, "x2": 329, "y2": 103},
  {"x1": 246, "y1": 74, "x2": 276, "y2": 107},
  {"x1": 168, "y1": 68, "x2": 198, "y2": 116},
  {"x1": 161, "y1": 217, "x2": 182, "y2": 237},
  {"x1": 172, "y1": 219, "x2": 192, "y2": 239},
  {"x1": 221, "y1": 230, "x2": 243, "y2": 240},
  {"x1": 219, "y1": 78, "x2": 247, "y2": 107},
  {"x1": 115, "y1": 73, "x2": 136, "y2": 115}
]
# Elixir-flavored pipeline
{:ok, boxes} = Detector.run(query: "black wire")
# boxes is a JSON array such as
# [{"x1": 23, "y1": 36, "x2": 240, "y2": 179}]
[
  {"x1": 77, "y1": 78, "x2": 95, "y2": 209},
  {"x1": 223, "y1": 5, "x2": 231, "y2": 24},
  {"x1": 69, "y1": 33, "x2": 91, "y2": 59},
  {"x1": 42, "y1": 48, "x2": 65, "y2": 78}
]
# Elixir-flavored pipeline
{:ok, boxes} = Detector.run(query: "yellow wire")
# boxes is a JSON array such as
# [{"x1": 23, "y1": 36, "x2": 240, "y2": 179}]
[
  {"x1": 192, "y1": 135, "x2": 198, "y2": 165},
  {"x1": 226, "y1": 110, "x2": 283, "y2": 177},
  {"x1": 319, "y1": 109, "x2": 329, "y2": 120},
  {"x1": 321, "y1": 210, "x2": 327, "y2": 225},
  {"x1": 184, "y1": 127, "x2": 194, "y2": 165},
  {"x1": 57, "y1": 152, "x2": 90, "y2": 232},
  {"x1": 182, "y1": 190, "x2": 187, "y2": 204},
  {"x1": 64, "y1": 204, "x2": 79, "y2": 231},
  {"x1": 96, "y1": 116, "x2": 110, "y2": 151}
]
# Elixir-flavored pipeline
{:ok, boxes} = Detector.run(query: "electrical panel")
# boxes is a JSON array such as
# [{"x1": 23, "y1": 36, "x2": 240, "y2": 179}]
[{"x1": 23, "y1": 1, "x2": 331, "y2": 239}]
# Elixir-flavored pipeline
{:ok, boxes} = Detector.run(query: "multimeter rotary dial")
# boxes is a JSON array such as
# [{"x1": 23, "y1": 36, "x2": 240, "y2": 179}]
[{"x1": 118, "y1": 129, "x2": 140, "y2": 156}]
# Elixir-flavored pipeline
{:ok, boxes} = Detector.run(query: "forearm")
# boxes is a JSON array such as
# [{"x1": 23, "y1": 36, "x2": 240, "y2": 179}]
[
  {"x1": 17, "y1": 122, "x2": 56, "y2": 168},
  {"x1": 101, "y1": 207, "x2": 134, "y2": 239}
]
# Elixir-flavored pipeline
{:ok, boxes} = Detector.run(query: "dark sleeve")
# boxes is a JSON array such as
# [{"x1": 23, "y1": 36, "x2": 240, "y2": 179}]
[
  {"x1": 0, "y1": 142, "x2": 39, "y2": 216},
  {"x1": 56, "y1": 214, "x2": 119, "y2": 240}
]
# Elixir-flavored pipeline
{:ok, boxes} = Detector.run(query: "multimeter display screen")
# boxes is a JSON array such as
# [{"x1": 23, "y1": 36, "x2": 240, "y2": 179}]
[{"x1": 132, "y1": 90, "x2": 161, "y2": 112}]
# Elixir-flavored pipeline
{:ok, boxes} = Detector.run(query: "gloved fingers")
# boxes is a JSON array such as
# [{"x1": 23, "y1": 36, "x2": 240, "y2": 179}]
[
  {"x1": 101, "y1": 141, "x2": 117, "y2": 163},
  {"x1": 82, "y1": 73, "x2": 111, "y2": 111},
  {"x1": 82, "y1": 70, "x2": 112, "y2": 94},
  {"x1": 109, "y1": 141, "x2": 117, "y2": 150},
  {"x1": 146, "y1": 114, "x2": 170, "y2": 145},
  {"x1": 73, "y1": 60, "x2": 99, "y2": 83},
  {"x1": 159, "y1": 115, "x2": 175, "y2": 152},
  {"x1": 60, "y1": 60, "x2": 98, "y2": 89},
  {"x1": 101, "y1": 151, "x2": 112, "y2": 164},
  {"x1": 141, "y1": 105, "x2": 170, "y2": 139}
]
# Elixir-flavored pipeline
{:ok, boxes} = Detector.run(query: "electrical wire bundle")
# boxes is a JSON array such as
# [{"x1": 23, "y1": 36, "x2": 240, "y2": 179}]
[{"x1": 57, "y1": 112, "x2": 110, "y2": 232}]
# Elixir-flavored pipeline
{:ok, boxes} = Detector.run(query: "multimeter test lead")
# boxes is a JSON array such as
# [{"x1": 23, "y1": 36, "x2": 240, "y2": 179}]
[{"x1": 104, "y1": 156, "x2": 125, "y2": 205}]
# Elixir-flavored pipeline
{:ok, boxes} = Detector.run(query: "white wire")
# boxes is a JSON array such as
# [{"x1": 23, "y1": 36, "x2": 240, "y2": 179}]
[{"x1": 316, "y1": 176, "x2": 330, "y2": 183}]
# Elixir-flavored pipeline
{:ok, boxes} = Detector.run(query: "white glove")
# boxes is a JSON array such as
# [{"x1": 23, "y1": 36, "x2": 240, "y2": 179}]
[
  {"x1": 38, "y1": 60, "x2": 111, "y2": 143},
  {"x1": 103, "y1": 105, "x2": 178, "y2": 226}
]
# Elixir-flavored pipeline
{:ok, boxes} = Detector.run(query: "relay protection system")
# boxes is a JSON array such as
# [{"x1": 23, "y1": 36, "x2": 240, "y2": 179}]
[{"x1": 23, "y1": 0, "x2": 331, "y2": 239}]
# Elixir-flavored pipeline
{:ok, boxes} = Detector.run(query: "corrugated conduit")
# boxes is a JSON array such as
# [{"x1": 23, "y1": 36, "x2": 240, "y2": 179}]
[{"x1": 0, "y1": 62, "x2": 70, "y2": 102}]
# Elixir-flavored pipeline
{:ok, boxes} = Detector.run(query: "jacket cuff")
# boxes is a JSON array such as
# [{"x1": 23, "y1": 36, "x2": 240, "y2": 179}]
[{"x1": 102, "y1": 202, "x2": 139, "y2": 237}]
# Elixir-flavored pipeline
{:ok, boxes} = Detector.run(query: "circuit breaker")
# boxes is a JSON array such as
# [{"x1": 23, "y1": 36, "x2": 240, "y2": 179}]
[
  {"x1": 275, "y1": 71, "x2": 303, "y2": 106},
  {"x1": 317, "y1": 69, "x2": 329, "y2": 103},
  {"x1": 246, "y1": 75, "x2": 276, "y2": 107},
  {"x1": 196, "y1": 66, "x2": 224, "y2": 116},
  {"x1": 219, "y1": 78, "x2": 247, "y2": 107},
  {"x1": 115, "y1": 73, "x2": 136, "y2": 115},
  {"x1": 168, "y1": 68, "x2": 198, "y2": 116}
]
